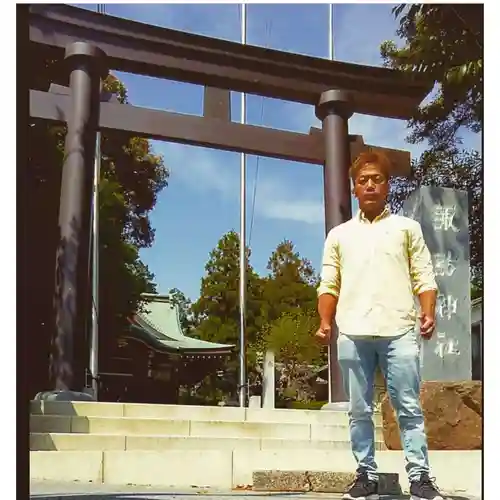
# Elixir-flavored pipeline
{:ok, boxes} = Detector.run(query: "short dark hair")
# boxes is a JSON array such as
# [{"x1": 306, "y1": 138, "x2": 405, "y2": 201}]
[{"x1": 349, "y1": 151, "x2": 391, "y2": 183}]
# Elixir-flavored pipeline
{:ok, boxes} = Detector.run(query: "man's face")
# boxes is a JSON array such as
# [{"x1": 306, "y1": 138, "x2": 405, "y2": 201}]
[{"x1": 353, "y1": 163, "x2": 389, "y2": 213}]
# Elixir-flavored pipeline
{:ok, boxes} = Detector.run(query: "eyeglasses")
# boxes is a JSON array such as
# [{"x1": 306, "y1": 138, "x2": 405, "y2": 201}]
[{"x1": 357, "y1": 175, "x2": 386, "y2": 186}]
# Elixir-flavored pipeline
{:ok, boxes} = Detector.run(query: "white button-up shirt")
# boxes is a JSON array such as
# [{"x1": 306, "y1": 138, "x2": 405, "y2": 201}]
[{"x1": 318, "y1": 206, "x2": 437, "y2": 337}]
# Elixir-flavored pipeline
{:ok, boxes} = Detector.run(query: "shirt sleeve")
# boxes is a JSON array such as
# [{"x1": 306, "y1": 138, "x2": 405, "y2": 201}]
[
  {"x1": 408, "y1": 221, "x2": 438, "y2": 295},
  {"x1": 317, "y1": 228, "x2": 341, "y2": 298}
]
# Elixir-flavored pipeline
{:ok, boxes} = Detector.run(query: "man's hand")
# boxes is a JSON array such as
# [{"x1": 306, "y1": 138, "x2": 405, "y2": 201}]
[
  {"x1": 315, "y1": 320, "x2": 332, "y2": 345},
  {"x1": 417, "y1": 289, "x2": 437, "y2": 339},
  {"x1": 420, "y1": 311, "x2": 436, "y2": 339},
  {"x1": 317, "y1": 294, "x2": 338, "y2": 346}
]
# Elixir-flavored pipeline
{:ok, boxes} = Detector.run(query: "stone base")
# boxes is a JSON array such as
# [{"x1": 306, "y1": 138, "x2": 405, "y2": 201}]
[
  {"x1": 382, "y1": 381, "x2": 482, "y2": 450},
  {"x1": 253, "y1": 471, "x2": 308, "y2": 492},
  {"x1": 253, "y1": 470, "x2": 401, "y2": 494},
  {"x1": 34, "y1": 390, "x2": 96, "y2": 402},
  {"x1": 321, "y1": 401, "x2": 350, "y2": 411}
]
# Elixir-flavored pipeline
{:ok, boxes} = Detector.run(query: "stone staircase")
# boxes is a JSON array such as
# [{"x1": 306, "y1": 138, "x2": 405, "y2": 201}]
[
  {"x1": 29, "y1": 401, "x2": 481, "y2": 495},
  {"x1": 30, "y1": 400, "x2": 386, "y2": 453}
]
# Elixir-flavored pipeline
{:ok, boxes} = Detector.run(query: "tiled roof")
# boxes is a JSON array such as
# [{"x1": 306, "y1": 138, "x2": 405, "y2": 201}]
[{"x1": 126, "y1": 293, "x2": 234, "y2": 354}]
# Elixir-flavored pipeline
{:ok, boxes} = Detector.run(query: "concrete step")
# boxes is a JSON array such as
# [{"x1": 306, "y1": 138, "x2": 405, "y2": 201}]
[
  {"x1": 30, "y1": 432, "x2": 386, "y2": 452},
  {"x1": 30, "y1": 400, "x2": 383, "y2": 426},
  {"x1": 30, "y1": 414, "x2": 384, "y2": 441},
  {"x1": 29, "y1": 449, "x2": 482, "y2": 494}
]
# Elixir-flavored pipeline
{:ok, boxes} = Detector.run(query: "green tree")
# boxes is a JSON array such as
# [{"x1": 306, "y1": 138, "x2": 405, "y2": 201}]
[
  {"x1": 191, "y1": 231, "x2": 264, "y2": 402},
  {"x1": 388, "y1": 149, "x2": 482, "y2": 292},
  {"x1": 262, "y1": 311, "x2": 321, "y2": 404},
  {"x1": 261, "y1": 240, "x2": 318, "y2": 323},
  {"x1": 255, "y1": 240, "x2": 323, "y2": 404},
  {"x1": 381, "y1": 4, "x2": 483, "y2": 151},
  {"x1": 26, "y1": 46, "x2": 168, "y2": 395},
  {"x1": 192, "y1": 230, "x2": 264, "y2": 345}
]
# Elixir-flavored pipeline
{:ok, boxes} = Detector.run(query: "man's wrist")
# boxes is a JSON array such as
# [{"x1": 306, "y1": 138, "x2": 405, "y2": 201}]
[
  {"x1": 418, "y1": 290, "x2": 437, "y2": 317},
  {"x1": 320, "y1": 316, "x2": 335, "y2": 327},
  {"x1": 421, "y1": 302, "x2": 436, "y2": 317},
  {"x1": 320, "y1": 317, "x2": 331, "y2": 326}
]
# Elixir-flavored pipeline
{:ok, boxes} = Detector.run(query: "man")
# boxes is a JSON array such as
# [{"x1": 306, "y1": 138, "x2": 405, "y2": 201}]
[{"x1": 316, "y1": 152, "x2": 442, "y2": 500}]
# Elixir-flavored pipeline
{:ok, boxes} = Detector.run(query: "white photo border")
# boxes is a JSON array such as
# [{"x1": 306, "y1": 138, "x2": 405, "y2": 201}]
[{"x1": 16, "y1": 0, "x2": 489, "y2": 498}]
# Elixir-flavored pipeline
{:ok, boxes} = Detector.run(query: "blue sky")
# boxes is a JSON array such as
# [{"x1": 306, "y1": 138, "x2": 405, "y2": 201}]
[{"x1": 77, "y1": 3, "x2": 481, "y2": 301}]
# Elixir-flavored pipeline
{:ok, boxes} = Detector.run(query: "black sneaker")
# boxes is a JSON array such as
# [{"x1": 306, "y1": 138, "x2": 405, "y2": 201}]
[
  {"x1": 342, "y1": 470, "x2": 379, "y2": 500},
  {"x1": 410, "y1": 473, "x2": 444, "y2": 500}
]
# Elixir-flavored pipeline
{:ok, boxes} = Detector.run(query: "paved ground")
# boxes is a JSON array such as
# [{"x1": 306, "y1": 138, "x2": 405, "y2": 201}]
[{"x1": 30, "y1": 481, "x2": 481, "y2": 500}]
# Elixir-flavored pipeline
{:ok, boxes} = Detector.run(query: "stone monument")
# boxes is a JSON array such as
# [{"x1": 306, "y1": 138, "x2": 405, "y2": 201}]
[
  {"x1": 382, "y1": 187, "x2": 482, "y2": 450},
  {"x1": 402, "y1": 185, "x2": 472, "y2": 381}
]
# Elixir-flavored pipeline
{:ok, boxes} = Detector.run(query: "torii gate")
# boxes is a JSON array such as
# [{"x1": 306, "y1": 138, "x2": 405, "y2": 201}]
[{"x1": 28, "y1": 4, "x2": 432, "y2": 404}]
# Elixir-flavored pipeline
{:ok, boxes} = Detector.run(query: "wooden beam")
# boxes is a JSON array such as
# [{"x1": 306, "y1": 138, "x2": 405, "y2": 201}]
[
  {"x1": 30, "y1": 90, "x2": 411, "y2": 176},
  {"x1": 29, "y1": 4, "x2": 433, "y2": 120},
  {"x1": 31, "y1": 89, "x2": 323, "y2": 164},
  {"x1": 203, "y1": 87, "x2": 231, "y2": 122}
]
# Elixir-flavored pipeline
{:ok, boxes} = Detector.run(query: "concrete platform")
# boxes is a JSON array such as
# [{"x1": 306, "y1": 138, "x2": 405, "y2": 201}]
[{"x1": 30, "y1": 449, "x2": 482, "y2": 495}]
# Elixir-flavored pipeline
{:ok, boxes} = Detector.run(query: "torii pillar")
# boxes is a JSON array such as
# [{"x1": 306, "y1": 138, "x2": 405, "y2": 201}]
[
  {"x1": 315, "y1": 89, "x2": 352, "y2": 409},
  {"x1": 315, "y1": 90, "x2": 412, "y2": 409}
]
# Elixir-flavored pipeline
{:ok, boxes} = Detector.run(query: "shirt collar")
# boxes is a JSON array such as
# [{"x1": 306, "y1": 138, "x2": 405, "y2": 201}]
[{"x1": 357, "y1": 204, "x2": 391, "y2": 224}]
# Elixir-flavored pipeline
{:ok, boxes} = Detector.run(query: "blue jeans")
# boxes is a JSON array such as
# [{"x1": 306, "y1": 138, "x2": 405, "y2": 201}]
[{"x1": 337, "y1": 330, "x2": 429, "y2": 482}]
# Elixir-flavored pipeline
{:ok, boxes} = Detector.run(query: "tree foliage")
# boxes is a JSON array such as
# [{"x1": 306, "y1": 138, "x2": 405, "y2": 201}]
[
  {"x1": 381, "y1": 4, "x2": 483, "y2": 151},
  {"x1": 190, "y1": 231, "x2": 264, "y2": 402},
  {"x1": 189, "y1": 234, "x2": 322, "y2": 404},
  {"x1": 388, "y1": 149, "x2": 483, "y2": 291},
  {"x1": 98, "y1": 91, "x2": 169, "y2": 340},
  {"x1": 262, "y1": 311, "x2": 321, "y2": 403},
  {"x1": 26, "y1": 45, "x2": 168, "y2": 394},
  {"x1": 261, "y1": 240, "x2": 318, "y2": 324},
  {"x1": 192, "y1": 230, "x2": 264, "y2": 345}
]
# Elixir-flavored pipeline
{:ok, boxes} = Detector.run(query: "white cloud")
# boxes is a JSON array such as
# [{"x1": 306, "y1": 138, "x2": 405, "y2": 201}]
[
  {"x1": 254, "y1": 179, "x2": 323, "y2": 225},
  {"x1": 155, "y1": 142, "x2": 324, "y2": 225}
]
